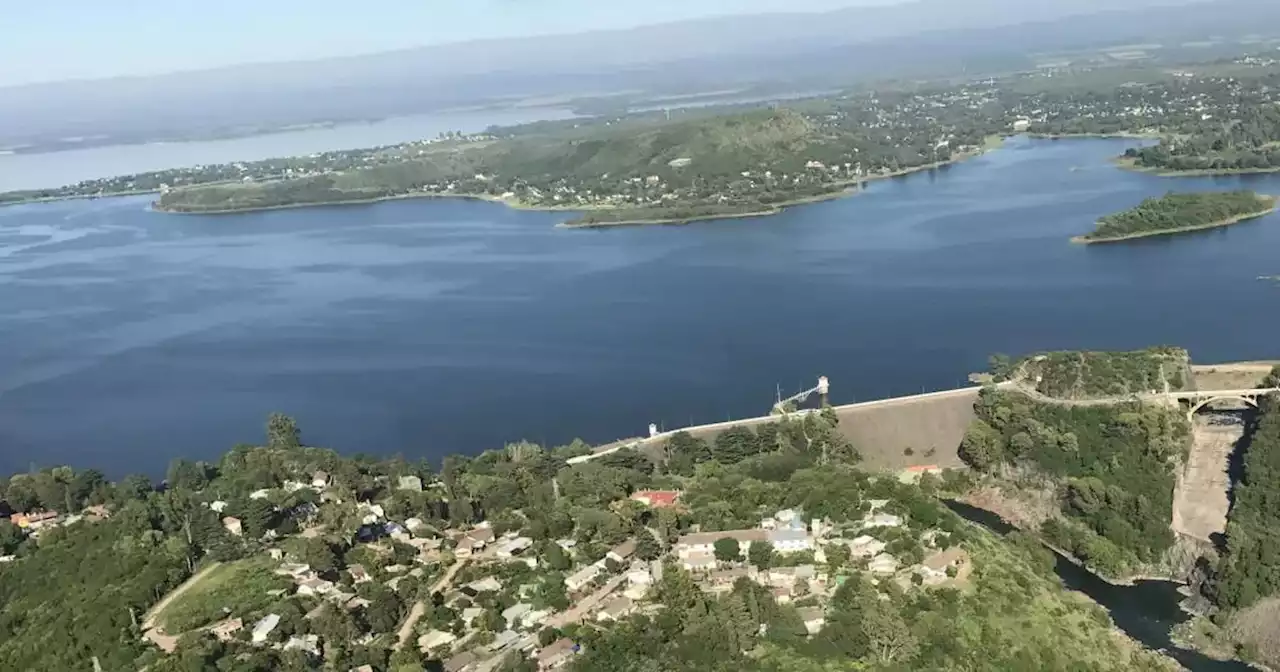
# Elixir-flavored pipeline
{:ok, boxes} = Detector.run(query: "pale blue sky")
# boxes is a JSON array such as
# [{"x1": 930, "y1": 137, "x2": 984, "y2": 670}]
[{"x1": 3, "y1": 0, "x2": 898, "y2": 86}]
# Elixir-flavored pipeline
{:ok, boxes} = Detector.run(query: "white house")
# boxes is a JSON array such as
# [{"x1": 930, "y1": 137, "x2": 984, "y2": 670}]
[
  {"x1": 868, "y1": 553, "x2": 899, "y2": 576},
  {"x1": 284, "y1": 634, "x2": 320, "y2": 655},
  {"x1": 564, "y1": 564, "x2": 603, "y2": 591},
  {"x1": 249, "y1": 489, "x2": 271, "y2": 500},
  {"x1": 297, "y1": 577, "x2": 336, "y2": 597},
  {"x1": 768, "y1": 529, "x2": 813, "y2": 554},
  {"x1": 862, "y1": 513, "x2": 903, "y2": 529},
  {"x1": 796, "y1": 607, "x2": 826, "y2": 635},
  {"x1": 418, "y1": 629, "x2": 457, "y2": 652},
  {"x1": 496, "y1": 537, "x2": 534, "y2": 559},
  {"x1": 847, "y1": 535, "x2": 887, "y2": 559},
  {"x1": 251, "y1": 614, "x2": 281, "y2": 644},
  {"x1": 675, "y1": 530, "x2": 766, "y2": 558}
]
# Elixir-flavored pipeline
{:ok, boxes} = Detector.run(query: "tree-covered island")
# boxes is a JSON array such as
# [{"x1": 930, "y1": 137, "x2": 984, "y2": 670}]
[{"x1": 1072, "y1": 190, "x2": 1277, "y2": 243}]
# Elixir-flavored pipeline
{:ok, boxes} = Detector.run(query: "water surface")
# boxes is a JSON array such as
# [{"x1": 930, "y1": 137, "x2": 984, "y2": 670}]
[{"x1": 2, "y1": 137, "x2": 1279, "y2": 475}]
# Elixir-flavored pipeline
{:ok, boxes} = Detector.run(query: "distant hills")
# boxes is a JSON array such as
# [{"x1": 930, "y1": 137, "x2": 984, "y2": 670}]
[{"x1": 3, "y1": 0, "x2": 1279, "y2": 150}]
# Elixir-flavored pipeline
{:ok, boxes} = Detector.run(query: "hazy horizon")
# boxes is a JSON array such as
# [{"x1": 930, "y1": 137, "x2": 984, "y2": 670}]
[{"x1": 3, "y1": 0, "x2": 910, "y2": 87}]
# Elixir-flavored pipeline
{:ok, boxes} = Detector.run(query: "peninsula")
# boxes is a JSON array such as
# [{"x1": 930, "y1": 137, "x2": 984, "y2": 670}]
[
  {"x1": 148, "y1": 110, "x2": 1000, "y2": 225},
  {"x1": 1072, "y1": 190, "x2": 1277, "y2": 244}
]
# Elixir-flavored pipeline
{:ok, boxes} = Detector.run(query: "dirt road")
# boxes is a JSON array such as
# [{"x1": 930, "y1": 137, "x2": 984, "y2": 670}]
[
  {"x1": 142, "y1": 561, "x2": 222, "y2": 631},
  {"x1": 394, "y1": 558, "x2": 468, "y2": 651}
]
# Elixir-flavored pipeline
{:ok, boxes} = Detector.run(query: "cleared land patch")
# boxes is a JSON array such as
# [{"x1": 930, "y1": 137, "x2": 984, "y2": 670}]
[
  {"x1": 1172, "y1": 420, "x2": 1241, "y2": 542},
  {"x1": 153, "y1": 556, "x2": 291, "y2": 633}
]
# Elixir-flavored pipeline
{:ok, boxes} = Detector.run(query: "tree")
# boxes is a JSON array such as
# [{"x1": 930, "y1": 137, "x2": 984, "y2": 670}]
[
  {"x1": 958, "y1": 420, "x2": 1004, "y2": 472},
  {"x1": 862, "y1": 604, "x2": 919, "y2": 665},
  {"x1": 239, "y1": 498, "x2": 276, "y2": 539},
  {"x1": 747, "y1": 540, "x2": 774, "y2": 570},
  {"x1": 543, "y1": 542, "x2": 572, "y2": 571},
  {"x1": 538, "y1": 627, "x2": 561, "y2": 647},
  {"x1": 167, "y1": 459, "x2": 209, "y2": 491},
  {"x1": 713, "y1": 537, "x2": 741, "y2": 563},
  {"x1": 389, "y1": 647, "x2": 426, "y2": 672},
  {"x1": 636, "y1": 533, "x2": 662, "y2": 561},
  {"x1": 266, "y1": 413, "x2": 301, "y2": 450},
  {"x1": 714, "y1": 428, "x2": 760, "y2": 464},
  {"x1": 301, "y1": 537, "x2": 339, "y2": 573},
  {"x1": 825, "y1": 543, "x2": 851, "y2": 572}
]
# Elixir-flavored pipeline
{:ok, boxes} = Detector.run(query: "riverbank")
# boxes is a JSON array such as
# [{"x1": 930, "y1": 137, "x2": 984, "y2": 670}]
[
  {"x1": 1113, "y1": 156, "x2": 1280, "y2": 178},
  {"x1": 1071, "y1": 201, "x2": 1278, "y2": 244}
]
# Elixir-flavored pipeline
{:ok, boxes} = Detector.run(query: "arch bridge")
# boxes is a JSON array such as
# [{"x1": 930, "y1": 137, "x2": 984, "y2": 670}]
[{"x1": 1167, "y1": 388, "x2": 1280, "y2": 421}]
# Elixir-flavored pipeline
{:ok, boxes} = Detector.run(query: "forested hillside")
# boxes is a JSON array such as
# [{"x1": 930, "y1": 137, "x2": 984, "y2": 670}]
[
  {"x1": 1015, "y1": 348, "x2": 1192, "y2": 399},
  {"x1": 1127, "y1": 105, "x2": 1280, "y2": 173},
  {"x1": 960, "y1": 388, "x2": 1188, "y2": 577}
]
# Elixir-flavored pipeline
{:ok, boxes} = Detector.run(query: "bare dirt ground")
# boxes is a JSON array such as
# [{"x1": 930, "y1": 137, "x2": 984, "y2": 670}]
[
  {"x1": 1191, "y1": 362, "x2": 1278, "y2": 391},
  {"x1": 961, "y1": 480, "x2": 1059, "y2": 530},
  {"x1": 1172, "y1": 421, "x2": 1241, "y2": 543}
]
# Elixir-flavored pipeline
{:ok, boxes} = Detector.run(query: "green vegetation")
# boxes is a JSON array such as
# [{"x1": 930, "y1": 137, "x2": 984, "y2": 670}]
[
  {"x1": 151, "y1": 108, "x2": 994, "y2": 221},
  {"x1": 1125, "y1": 105, "x2": 1280, "y2": 173},
  {"x1": 960, "y1": 388, "x2": 1188, "y2": 577},
  {"x1": 1211, "y1": 368, "x2": 1280, "y2": 610},
  {"x1": 569, "y1": 471, "x2": 1173, "y2": 672},
  {"x1": 0, "y1": 510, "x2": 191, "y2": 669},
  {"x1": 1016, "y1": 347, "x2": 1192, "y2": 399},
  {"x1": 154, "y1": 557, "x2": 292, "y2": 632},
  {"x1": 1076, "y1": 190, "x2": 1277, "y2": 242}
]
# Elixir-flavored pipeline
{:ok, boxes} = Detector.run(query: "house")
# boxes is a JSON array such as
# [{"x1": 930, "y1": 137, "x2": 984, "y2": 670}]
[
  {"x1": 268, "y1": 548, "x2": 285, "y2": 561},
  {"x1": 847, "y1": 535, "x2": 887, "y2": 559},
  {"x1": 344, "y1": 596, "x2": 372, "y2": 610},
  {"x1": 284, "y1": 634, "x2": 321, "y2": 656},
  {"x1": 461, "y1": 607, "x2": 484, "y2": 626},
  {"x1": 249, "y1": 489, "x2": 271, "y2": 500},
  {"x1": 768, "y1": 529, "x2": 813, "y2": 554},
  {"x1": 536, "y1": 638, "x2": 579, "y2": 670},
  {"x1": 1012, "y1": 119, "x2": 1032, "y2": 132},
  {"x1": 502, "y1": 602, "x2": 533, "y2": 627},
  {"x1": 522, "y1": 608, "x2": 552, "y2": 629},
  {"x1": 352, "y1": 666, "x2": 375, "y2": 672},
  {"x1": 489, "y1": 629, "x2": 523, "y2": 651},
  {"x1": 443, "y1": 651, "x2": 479, "y2": 672},
  {"x1": 863, "y1": 512, "x2": 903, "y2": 529},
  {"x1": 680, "y1": 551, "x2": 717, "y2": 572},
  {"x1": 555, "y1": 538, "x2": 577, "y2": 550},
  {"x1": 275, "y1": 562, "x2": 313, "y2": 580},
  {"x1": 675, "y1": 530, "x2": 766, "y2": 558},
  {"x1": 607, "y1": 539, "x2": 637, "y2": 565},
  {"x1": 564, "y1": 564, "x2": 603, "y2": 591},
  {"x1": 668, "y1": 157, "x2": 693, "y2": 168},
  {"x1": 868, "y1": 553, "x2": 899, "y2": 576},
  {"x1": 405, "y1": 517, "x2": 427, "y2": 533},
  {"x1": 311, "y1": 471, "x2": 330, "y2": 489},
  {"x1": 398, "y1": 475, "x2": 423, "y2": 492},
  {"x1": 284, "y1": 480, "x2": 309, "y2": 493},
  {"x1": 596, "y1": 596, "x2": 636, "y2": 622},
  {"x1": 796, "y1": 607, "x2": 826, "y2": 635},
  {"x1": 348, "y1": 564, "x2": 372, "y2": 584},
  {"x1": 630, "y1": 490, "x2": 681, "y2": 508},
  {"x1": 763, "y1": 509, "x2": 806, "y2": 532},
  {"x1": 210, "y1": 618, "x2": 243, "y2": 642},
  {"x1": 920, "y1": 547, "x2": 971, "y2": 584},
  {"x1": 465, "y1": 576, "x2": 504, "y2": 594},
  {"x1": 771, "y1": 585, "x2": 794, "y2": 604},
  {"x1": 465, "y1": 526, "x2": 496, "y2": 549},
  {"x1": 83, "y1": 504, "x2": 111, "y2": 520},
  {"x1": 496, "y1": 537, "x2": 534, "y2": 559},
  {"x1": 251, "y1": 614, "x2": 281, "y2": 643},
  {"x1": 222, "y1": 517, "x2": 244, "y2": 537},
  {"x1": 297, "y1": 577, "x2": 336, "y2": 597},
  {"x1": 11, "y1": 511, "x2": 58, "y2": 529},
  {"x1": 209, "y1": 500, "x2": 228, "y2": 513},
  {"x1": 626, "y1": 565, "x2": 654, "y2": 588},
  {"x1": 0, "y1": 555, "x2": 15, "y2": 563},
  {"x1": 767, "y1": 565, "x2": 816, "y2": 587},
  {"x1": 418, "y1": 629, "x2": 458, "y2": 652}
]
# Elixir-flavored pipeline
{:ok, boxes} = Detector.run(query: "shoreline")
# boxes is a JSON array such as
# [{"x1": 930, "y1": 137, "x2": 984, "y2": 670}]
[
  {"x1": 1071, "y1": 201, "x2": 1278, "y2": 244},
  {"x1": 1032, "y1": 132, "x2": 1163, "y2": 140},
  {"x1": 0, "y1": 188, "x2": 160, "y2": 209},
  {"x1": 153, "y1": 136, "x2": 1005, "y2": 223},
  {"x1": 1113, "y1": 156, "x2": 1280, "y2": 178}
]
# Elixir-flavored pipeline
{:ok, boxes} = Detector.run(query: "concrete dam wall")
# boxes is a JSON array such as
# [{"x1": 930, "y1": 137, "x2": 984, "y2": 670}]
[{"x1": 610, "y1": 386, "x2": 980, "y2": 473}]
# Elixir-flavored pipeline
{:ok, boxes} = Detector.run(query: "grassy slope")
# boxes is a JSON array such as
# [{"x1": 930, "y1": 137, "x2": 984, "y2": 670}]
[{"x1": 154, "y1": 556, "x2": 292, "y2": 633}]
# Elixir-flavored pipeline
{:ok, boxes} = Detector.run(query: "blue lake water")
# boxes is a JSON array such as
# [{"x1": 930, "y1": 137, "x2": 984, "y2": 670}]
[{"x1": 2, "y1": 136, "x2": 1279, "y2": 476}]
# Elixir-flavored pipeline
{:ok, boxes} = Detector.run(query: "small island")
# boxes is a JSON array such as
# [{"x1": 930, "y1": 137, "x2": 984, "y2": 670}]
[{"x1": 1072, "y1": 190, "x2": 1278, "y2": 244}]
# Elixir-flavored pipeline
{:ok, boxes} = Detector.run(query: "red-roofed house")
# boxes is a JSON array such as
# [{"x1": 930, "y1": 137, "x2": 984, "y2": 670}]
[{"x1": 630, "y1": 490, "x2": 681, "y2": 508}]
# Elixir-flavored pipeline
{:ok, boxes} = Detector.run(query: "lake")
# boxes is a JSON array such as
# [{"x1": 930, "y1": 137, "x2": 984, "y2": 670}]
[
  {"x1": 0, "y1": 107, "x2": 579, "y2": 192},
  {"x1": 2, "y1": 136, "x2": 1280, "y2": 476}
]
